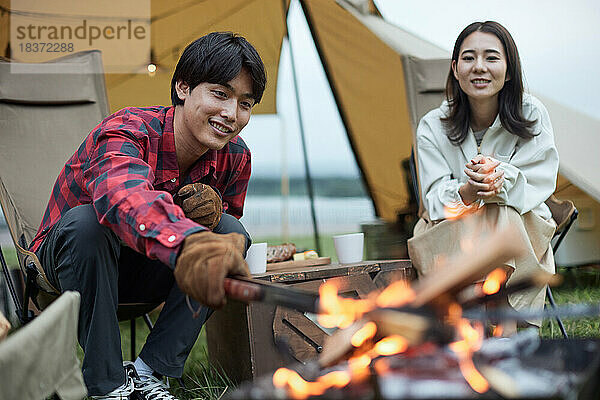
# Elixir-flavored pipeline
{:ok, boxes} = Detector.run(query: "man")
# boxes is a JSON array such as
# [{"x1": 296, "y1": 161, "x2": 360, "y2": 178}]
[{"x1": 29, "y1": 32, "x2": 266, "y2": 399}]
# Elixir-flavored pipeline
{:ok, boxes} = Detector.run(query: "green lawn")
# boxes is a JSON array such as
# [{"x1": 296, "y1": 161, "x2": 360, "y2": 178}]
[
  {"x1": 3, "y1": 243, "x2": 600, "y2": 400},
  {"x1": 540, "y1": 266, "x2": 600, "y2": 338}
]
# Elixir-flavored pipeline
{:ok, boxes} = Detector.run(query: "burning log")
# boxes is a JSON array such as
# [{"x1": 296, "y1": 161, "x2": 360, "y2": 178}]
[
  {"x1": 410, "y1": 225, "x2": 526, "y2": 309},
  {"x1": 459, "y1": 270, "x2": 563, "y2": 309}
]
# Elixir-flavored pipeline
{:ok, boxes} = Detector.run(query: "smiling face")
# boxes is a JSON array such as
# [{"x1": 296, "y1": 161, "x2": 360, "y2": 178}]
[
  {"x1": 174, "y1": 68, "x2": 255, "y2": 156},
  {"x1": 452, "y1": 31, "x2": 508, "y2": 104}
]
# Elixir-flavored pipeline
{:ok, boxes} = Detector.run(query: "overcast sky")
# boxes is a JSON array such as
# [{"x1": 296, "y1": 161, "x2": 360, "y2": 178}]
[{"x1": 243, "y1": 0, "x2": 600, "y2": 178}]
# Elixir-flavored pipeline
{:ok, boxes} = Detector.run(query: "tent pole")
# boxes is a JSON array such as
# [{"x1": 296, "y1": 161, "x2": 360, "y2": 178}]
[
  {"x1": 280, "y1": 116, "x2": 290, "y2": 242},
  {"x1": 283, "y1": 0, "x2": 321, "y2": 253}
]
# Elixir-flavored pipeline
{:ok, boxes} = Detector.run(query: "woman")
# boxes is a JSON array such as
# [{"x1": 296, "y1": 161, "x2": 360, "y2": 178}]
[{"x1": 408, "y1": 21, "x2": 558, "y2": 331}]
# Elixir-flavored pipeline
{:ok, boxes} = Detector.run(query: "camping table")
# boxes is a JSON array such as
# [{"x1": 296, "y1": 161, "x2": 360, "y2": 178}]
[{"x1": 206, "y1": 259, "x2": 415, "y2": 383}]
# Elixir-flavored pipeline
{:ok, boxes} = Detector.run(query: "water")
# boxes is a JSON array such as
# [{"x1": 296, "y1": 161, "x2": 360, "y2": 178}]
[{"x1": 240, "y1": 195, "x2": 376, "y2": 237}]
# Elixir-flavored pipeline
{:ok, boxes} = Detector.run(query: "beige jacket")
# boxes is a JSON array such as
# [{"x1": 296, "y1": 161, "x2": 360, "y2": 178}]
[{"x1": 416, "y1": 94, "x2": 559, "y2": 221}]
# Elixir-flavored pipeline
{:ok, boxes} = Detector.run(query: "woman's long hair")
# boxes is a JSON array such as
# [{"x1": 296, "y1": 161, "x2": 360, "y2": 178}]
[{"x1": 441, "y1": 21, "x2": 536, "y2": 146}]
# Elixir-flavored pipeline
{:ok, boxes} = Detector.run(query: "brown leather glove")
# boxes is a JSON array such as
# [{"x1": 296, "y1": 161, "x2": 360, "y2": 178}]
[
  {"x1": 174, "y1": 183, "x2": 223, "y2": 230},
  {"x1": 175, "y1": 231, "x2": 249, "y2": 309}
]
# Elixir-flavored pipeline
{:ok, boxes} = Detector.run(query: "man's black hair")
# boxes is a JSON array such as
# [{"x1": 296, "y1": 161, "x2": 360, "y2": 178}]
[{"x1": 170, "y1": 32, "x2": 267, "y2": 106}]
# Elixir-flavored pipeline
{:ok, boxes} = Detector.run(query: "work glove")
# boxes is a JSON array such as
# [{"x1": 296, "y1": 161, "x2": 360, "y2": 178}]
[
  {"x1": 174, "y1": 183, "x2": 223, "y2": 230},
  {"x1": 175, "y1": 231, "x2": 249, "y2": 309}
]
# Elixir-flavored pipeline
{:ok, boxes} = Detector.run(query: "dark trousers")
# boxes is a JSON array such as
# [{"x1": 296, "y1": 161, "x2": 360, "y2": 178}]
[{"x1": 36, "y1": 204, "x2": 251, "y2": 396}]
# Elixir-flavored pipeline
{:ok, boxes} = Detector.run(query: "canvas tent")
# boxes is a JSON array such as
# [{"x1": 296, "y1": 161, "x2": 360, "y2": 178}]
[{"x1": 1, "y1": 0, "x2": 599, "y2": 257}]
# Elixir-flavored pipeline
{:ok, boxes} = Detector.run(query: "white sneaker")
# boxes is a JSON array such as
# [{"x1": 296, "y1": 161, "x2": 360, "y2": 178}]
[
  {"x1": 133, "y1": 374, "x2": 178, "y2": 400},
  {"x1": 91, "y1": 363, "x2": 137, "y2": 399}
]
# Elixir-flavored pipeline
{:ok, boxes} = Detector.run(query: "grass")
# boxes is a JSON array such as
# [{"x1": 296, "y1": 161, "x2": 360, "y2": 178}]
[
  {"x1": 116, "y1": 317, "x2": 232, "y2": 400},
  {"x1": 4, "y1": 242, "x2": 600, "y2": 399},
  {"x1": 540, "y1": 265, "x2": 600, "y2": 338}
]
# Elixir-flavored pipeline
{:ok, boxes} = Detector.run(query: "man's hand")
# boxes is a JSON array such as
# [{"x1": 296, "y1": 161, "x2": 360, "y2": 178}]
[
  {"x1": 174, "y1": 183, "x2": 223, "y2": 230},
  {"x1": 175, "y1": 231, "x2": 249, "y2": 309}
]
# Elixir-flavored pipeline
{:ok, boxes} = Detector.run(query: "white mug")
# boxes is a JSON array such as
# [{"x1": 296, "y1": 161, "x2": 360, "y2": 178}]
[
  {"x1": 245, "y1": 242, "x2": 268, "y2": 274},
  {"x1": 333, "y1": 233, "x2": 364, "y2": 264}
]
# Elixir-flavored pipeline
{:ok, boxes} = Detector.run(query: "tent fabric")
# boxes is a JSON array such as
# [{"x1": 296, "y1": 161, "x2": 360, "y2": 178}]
[
  {"x1": 537, "y1": 95, "x2": 600, "y2": 204},
  {"x1": 105, "y1": 0, "x2": 289, "y2": 114},
  {"x1": 336, "y1": 0, "x2": 448, "y2": 60},
  {"x1": 0, "y1": 291, "x2": 87, "y2": 400},
  {"x1": 0, "y1": 50, "x2": 108, "y2": 292},
  {"x1": 401, "y1": 56, "x2": 450, "y2": 133},
  {"x1": 0, "y1": 0, "x2": 288, "y2": 114},
  {"x1": 302, "y1": 0, "x2": 416, "y2": 221}
]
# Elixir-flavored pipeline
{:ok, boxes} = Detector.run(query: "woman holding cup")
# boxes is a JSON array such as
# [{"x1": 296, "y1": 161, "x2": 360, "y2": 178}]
[{"x1": 408, "y1": 21, "x2": 558, "y2": 333}]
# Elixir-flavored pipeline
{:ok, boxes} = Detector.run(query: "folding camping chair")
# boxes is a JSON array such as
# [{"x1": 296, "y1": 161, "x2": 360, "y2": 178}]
[
  {"x1": 544, "y1": 195, "x2": 578, "y2": 339},
  {"x1": 0, "y1": 51, "x2": 158, "y2": 360}
]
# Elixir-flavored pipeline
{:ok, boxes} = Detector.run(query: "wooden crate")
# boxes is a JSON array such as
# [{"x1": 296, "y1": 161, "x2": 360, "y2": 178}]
[{"x1": 206, "y1": 260, "x2": 415, "y2": 383}]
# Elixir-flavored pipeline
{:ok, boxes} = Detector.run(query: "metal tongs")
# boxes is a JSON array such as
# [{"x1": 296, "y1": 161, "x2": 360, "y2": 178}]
[{"x1": 224, "y1": 276, "x2": 320, "y2": 313}]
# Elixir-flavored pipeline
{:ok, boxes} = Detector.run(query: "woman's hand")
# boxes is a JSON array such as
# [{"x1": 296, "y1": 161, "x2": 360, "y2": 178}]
[
  {"x1": 468, "y1": 155, "x2": 499, "y2": 173},
  {"x1": 463, "y1": 168, "x2": 504, "y2": 198},
  {"x1": 459, "y1": 156, "x2": 504, "y2": 204}
]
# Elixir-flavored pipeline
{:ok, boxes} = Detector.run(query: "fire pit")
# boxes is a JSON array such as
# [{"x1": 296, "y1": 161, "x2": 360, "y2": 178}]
[
  {"x1": 228, "y1": 333, "x2": 600, "y2": 399},
  {"x1": 222, "y1": 225, "x2": 600, "y2": 400}
]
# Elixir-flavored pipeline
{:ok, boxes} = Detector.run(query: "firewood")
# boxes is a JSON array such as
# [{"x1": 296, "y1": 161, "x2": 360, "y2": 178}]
[
  {"x1": 318, "y1": 320, "x2": 365, "y2": 367},
  {"x1": 411, "y1": 225, "x2": 526, "y2": 308},
  {"x1": 460, "y1": 271, "x2": 563, "y2": 308},
  {"x1": 368, "y1": 308, "x2": 454, "y2": 345},
  {"x1": 367, "y1": 309, "x2": 430, "y2": 344}
]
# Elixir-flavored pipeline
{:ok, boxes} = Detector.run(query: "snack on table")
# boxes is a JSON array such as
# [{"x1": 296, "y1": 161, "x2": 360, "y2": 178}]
[
  {"x1": 266, "y1": 243, "x2": 297, "y2": 263},
  {"x1": 293, "y1": 250, "x2": 319, "y2": 261}
]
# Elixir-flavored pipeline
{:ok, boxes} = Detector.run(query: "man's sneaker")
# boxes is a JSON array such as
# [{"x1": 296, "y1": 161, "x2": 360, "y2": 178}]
[
  {"x1": 91, "y1": 362, "x2": 137, "y2": 399},
  {"x1": 133, "y1": 373, "x2": 178, "y2": 400}
]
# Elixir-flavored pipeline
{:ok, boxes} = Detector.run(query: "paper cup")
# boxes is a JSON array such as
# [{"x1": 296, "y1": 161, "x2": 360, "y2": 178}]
[
  {"x1": 245, "y1": 242, "x2": 267, "y2": 274},
  {"x1": 333, "y1": 233, "x2": 364, "y2": 264}
]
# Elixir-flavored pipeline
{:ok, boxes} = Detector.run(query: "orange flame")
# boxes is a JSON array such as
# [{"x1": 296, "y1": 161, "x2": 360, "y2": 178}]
[
  {"x1": 447, "y1": 302, "x2": 463, "y2": 325},
  {"x1": 375, "y1": 280, "x2": 415, "y2": 308},
  {"x1": 447, "y1": 306, "x2": 489, "y2": 394},
  {"x1": 373, "y1": 358, "x2": 390, "y2": 376},
  {"x1": 317, "y1": 371, "x2": 351, "y2": 388},
  {"x1": 348, "y1": 354, "x2": 372, "y2": 377},
  {"x1": 457, "y1": 357, "x2": 490, "y2": 393},
  {"x1": 272, "y1": 368, "x2": 351, "y2": 399},
  {"x1": 492, "y1": 325, "x2": 503, "y2": 337},
  {"x1": 351, "y1": 321, "x2": 377, "y2": 347},
  {"x1": 373, "y1": 335, "x2": 409, "y2": 356},
  {"x1": 444, "y1": 201, "x2": 479, "y2": 220},
  {"x1": 318, "y1": 282, "x2": 372, "y2": 329},
  {"x1": 318, "y1": 278, "x2": 416, "y2": 330},
  {"x1": 273, "y1": 368, "x2": 318, "y2": 398},
  {"x1": 482, "y1": 268, "x2": 507, "y2": 295}
]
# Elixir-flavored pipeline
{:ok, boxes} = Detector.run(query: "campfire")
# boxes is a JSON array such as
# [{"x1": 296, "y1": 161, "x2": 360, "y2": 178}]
[{"x1": 224, "y1": 222, "x2": 600, "y2": 399}]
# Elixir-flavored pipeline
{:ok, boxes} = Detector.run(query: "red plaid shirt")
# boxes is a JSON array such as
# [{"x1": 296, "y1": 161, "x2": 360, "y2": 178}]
[{"x1": 30, "y1": 106, "x2": 251, "y2": 268}]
